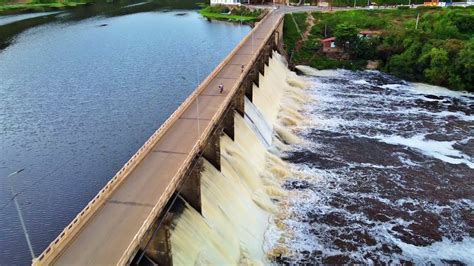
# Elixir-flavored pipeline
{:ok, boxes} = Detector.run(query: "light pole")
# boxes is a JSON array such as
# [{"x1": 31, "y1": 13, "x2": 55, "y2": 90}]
[{"x1": 5, "y1": 169, "x2": 36, "y2": 260}]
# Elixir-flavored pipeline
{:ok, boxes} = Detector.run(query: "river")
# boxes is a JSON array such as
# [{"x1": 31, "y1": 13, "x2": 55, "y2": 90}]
[
  {"x1": 275, "y1": 68, "x2": 474, "y2": 264},
  {"x1": 0, "y1": 2, "x2": 250, "y2": 264}
]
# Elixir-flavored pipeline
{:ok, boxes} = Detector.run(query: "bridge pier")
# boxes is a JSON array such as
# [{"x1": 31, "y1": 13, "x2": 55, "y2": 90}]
[
  {"x1": 139, "y1": 212, "x2": 174, "y2": 266},
  {"x1": 222, "y1": 107, "x2": 235, "y2": 141},
  {"x1": 202, "y1": 129, "x2": 221, "y2": 171},
  {"x1": 179, "y1": 159, "x2": 203, "y2": 214},
  {"x1": 234, "y1": 85, "x2": 246, "y2": 116}
]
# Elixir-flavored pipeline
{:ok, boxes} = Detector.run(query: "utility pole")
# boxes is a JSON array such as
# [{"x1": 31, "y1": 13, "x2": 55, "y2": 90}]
[{"x1": 5, "y1": 169, "x2": 36, "y2": 260}]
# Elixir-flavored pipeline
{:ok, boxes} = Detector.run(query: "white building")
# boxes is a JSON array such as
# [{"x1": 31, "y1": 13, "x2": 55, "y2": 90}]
[
  {"x1": 210, "y1": 0, "x2": 287, "y2": 5},
  {"x1": 210, "y1": 0, "x2": 243, "y2": 5}
]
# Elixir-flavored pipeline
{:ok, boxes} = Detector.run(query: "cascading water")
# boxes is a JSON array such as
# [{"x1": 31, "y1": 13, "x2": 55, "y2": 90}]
[
  {"x1": 169, "y1": 51, "x2": 306, "y2": 265},
  {"x1": 165, "y1": 50, "x2": 473, "y2": 265},
  {"x1": 270, "y1": 68, "x2": 474, "y2": 264}
]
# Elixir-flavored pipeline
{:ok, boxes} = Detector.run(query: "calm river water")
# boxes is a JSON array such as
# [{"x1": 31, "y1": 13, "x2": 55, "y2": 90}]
[{"x1": 0, "y1": 2, "x2": 250, "y2": 264}]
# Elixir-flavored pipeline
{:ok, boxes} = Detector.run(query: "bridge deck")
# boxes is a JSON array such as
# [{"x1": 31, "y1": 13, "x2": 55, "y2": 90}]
[{"x1": 38, "y1": 11, "x2": 283, "y2": 265}]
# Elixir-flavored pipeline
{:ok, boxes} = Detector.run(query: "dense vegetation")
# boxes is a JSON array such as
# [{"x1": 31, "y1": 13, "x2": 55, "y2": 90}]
[
  {"x1": 199, "y1": 4, "x2": 263, "y2": 22},
  {"x1": 285, "y1": 7, "x2": 474, "y2": 91},
  {"x1": 283, "y1": 12, "x2": 309, "y2": 53}
]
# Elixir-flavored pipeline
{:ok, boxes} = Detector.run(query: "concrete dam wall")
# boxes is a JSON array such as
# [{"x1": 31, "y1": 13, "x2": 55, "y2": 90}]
[{"x1": 141, "y1": 52, "x2": 307, "y2": 265}]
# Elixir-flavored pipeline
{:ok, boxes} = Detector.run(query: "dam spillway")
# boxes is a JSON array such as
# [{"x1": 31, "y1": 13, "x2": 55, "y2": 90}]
[{"x1": 169, "y1": 53, "x2": 303, "y2": 264}]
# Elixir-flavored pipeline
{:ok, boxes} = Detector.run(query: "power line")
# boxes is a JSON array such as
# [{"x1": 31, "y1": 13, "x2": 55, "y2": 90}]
[{"x1": 0, "y1": 155, "x2": 77, "y2": 213}]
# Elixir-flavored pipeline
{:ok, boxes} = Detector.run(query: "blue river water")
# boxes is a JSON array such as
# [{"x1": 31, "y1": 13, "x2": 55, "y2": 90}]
[{"x1": 0, "y1": 5, "x2": 250, "y2": 264}]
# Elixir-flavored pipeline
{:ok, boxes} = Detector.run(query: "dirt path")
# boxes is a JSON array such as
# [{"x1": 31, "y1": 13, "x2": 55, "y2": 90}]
[{"x1": 293, "y1": 12, "x2": 315, "y2": 56}]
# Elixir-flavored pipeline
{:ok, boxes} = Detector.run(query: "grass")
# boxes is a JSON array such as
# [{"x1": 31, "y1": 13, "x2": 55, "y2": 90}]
[
  {"x1": 283, "y1": 12, "x2": 308, "y2": 57},
  {"x1": 199, "y1": 5, "x2": 263, "y2": 22},
  {"x1": 199, "y1": 10, "x2": 259, "y2": 22},
  {"x1": 0, "y1": 1, "x2": 87, "y2": 14}
]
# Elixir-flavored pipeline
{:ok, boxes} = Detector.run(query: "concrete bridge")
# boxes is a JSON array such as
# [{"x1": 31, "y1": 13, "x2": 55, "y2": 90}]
[{"x1": 34, "y1": 10, "x2": 285, "y2": 265}]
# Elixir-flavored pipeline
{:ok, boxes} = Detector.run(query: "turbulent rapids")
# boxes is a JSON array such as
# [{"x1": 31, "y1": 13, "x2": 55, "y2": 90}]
[
  {"x1": 275, "y1": 68, "x2": 474, "y2": 264},
  {"x1": 164, "y1": 53, "x2": 473, "y2": 265}
]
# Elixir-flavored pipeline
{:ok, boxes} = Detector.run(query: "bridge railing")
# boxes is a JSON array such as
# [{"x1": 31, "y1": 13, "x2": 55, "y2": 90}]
[{"x1": 34, "y1": 11, "x2": 283, "y2": 265}]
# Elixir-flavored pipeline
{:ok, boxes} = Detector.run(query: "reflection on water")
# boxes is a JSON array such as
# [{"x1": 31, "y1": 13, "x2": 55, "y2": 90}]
[
  {"x1": 277, "y1": 69, "x2": 473, "y2": 264},
  {"x1": 0, "y1": 12, "x2": 61, "y2": 27},
  {"x1": 0, "y1": 2, "x2": 251, "y2": 263},
  {"x1": 0, "y1": 0, "x2": 201, "y2": 50}
]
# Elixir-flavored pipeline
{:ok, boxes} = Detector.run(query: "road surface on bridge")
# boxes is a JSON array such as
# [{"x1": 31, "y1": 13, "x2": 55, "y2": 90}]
[{"x1": 35, "y1": 11, "x2": 283, "y2": 265}]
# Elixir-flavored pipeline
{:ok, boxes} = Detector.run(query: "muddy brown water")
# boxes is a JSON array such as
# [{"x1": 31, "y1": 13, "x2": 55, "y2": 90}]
[{"x1": 278, "y1": 69, "x2": 473, "y2": 264}]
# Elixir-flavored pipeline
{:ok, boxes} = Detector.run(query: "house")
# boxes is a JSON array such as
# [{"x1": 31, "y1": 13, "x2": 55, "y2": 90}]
[
  {"x1": 321, "y1": 30, "x2": 380, "y2": 53},
  {"x1": 321, "y1": 37, "x2": 337, "y2": 52}
]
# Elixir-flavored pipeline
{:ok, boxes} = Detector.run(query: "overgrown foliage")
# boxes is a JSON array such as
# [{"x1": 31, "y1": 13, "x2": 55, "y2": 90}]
[
  {"x1": 283, "y1": 13, "x2": 308, "y2": 58},
  {"x1": 285, "y1": 7, "x2": 474, "y2": 91}
]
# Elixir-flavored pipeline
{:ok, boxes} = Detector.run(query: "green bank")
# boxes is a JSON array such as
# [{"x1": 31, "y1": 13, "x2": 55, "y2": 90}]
[
  {"x1": 0, "y1": 0, "x2": 88, "y2": 14},
  {"x1": 199, "y1": 4, "x2": 264, "y2": 22},
  {"x1": 284, "y1": 7, "x2": 474, "y2": 92}
]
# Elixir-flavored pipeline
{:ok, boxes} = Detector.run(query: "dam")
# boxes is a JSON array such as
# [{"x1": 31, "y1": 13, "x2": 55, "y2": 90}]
[
  {"x1": 33, "y1": 10, "x2": 299, "y2": 265},
  {"x1": 4, "y1": 4, "x2": 473, "y2": 264}
]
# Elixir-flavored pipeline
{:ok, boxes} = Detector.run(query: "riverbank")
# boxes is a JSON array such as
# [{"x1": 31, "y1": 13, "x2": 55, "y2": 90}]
[
  {"x1": 0, "y1": 1, "x2": 87, "y2": 15},
  {"x1": 284, "y1": 7, "x2": 474, "y2": 92},
  {"x1": 199, "y1": 5, "x2": 264, "y2": 22}
]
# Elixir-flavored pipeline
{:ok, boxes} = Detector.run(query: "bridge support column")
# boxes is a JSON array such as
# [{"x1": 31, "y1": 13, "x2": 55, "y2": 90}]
[
  {"x1": 234, "y1": 85, "x2": 246, "y2": 116},
  {"x1": 256, "y1": 54, "x2": 266, "y2": 75},
  {"x1": 236, "y1": 64, "x2": 258, "y2": 112},
  {"x1": 203, "y1": 129, "x2": 221, "y2": 171},
  {"x1": 264, "y1": 43, "x2": 272, "y2": 66},
  {"x1": 141, "y1": 213, "x2": 173, "y2": 266},
  {"x1": 179, "y1": 159, "x2": 203, "y2": 214},
  {"x1": 222, "y1": 108, "x2": 235, "y2": 141}
]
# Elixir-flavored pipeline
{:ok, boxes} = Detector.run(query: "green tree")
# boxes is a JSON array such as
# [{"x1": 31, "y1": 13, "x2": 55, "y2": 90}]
[
  {"x1": 334, "y1": 23, "x2": 359, "y2": 52},
  {"x1": 386, "y1": 41, "x2": 423, "y2": 80},
  {"x1": 423, "y1": 48, "x2": 450, "y2": 86},
  {"x1": 453, "y1": 38, "x2": 474, "y2": 91}
]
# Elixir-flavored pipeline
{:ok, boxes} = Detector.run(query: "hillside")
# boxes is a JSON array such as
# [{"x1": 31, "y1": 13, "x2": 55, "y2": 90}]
[{"x1": 284, "y1": 7, "x2": 474, "y2": 91}]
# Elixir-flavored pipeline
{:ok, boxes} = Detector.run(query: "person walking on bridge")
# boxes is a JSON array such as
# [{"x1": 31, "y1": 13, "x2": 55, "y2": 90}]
[
  {"x1": 241, "y1": 64, "x2": 244, "y2": 73},
  {"x1": 219, "y1": 83, "x2": 224, "y2": 94}
]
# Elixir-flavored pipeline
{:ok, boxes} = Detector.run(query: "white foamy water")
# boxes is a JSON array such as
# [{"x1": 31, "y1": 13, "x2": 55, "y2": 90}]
[
  {"x1": 273, "y1": 68, "x2": 474, "y2": 264},
  {"x1": 377, "y1": 134, "x2": 474, "y2": 169}
]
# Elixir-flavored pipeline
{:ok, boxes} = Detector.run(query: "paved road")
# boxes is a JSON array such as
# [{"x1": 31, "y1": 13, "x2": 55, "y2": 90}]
[{"x1": 36, "y1": 11, "x2": 283, "y2": 266}]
